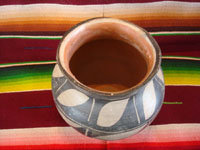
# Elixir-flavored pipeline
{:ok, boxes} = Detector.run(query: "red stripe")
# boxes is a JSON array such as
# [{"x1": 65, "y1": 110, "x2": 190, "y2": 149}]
[
  {"x1": 0, "y1": 142, "x2": 200, "y2": 150},
  {"x1": 110, "y1": 141, "x2": 200, "y2": 147},
  {"x1": 0, "y1": 86, "x2": 200, "y2": 129},
  {"x1": 0, "y1": 144, "x2": 106, "y2": 150},
  {"x1": 0, "y1": 0, "x2": 199, "y2": 6},
  {"x1": 154, "y1": 35, "x2": 200, "y2": 58},
  {"x1": 146, "y1": 26, "x2": 200, "y2": 32},
  {"x1": 0, "y1": 35, "x2": 200, "y2": 64},
  {"x1": 0, "y1": 91, "x2": 68, "y2": 129},
  {"x1": 152, "y1": 86, "x2": 200, "y2": 125},
  {"x1": 0, "y1": 31, "x2": 66, "y2": 36},
  {"x1": 0, "y1": 38, "x2": 59, "y2": 64}
]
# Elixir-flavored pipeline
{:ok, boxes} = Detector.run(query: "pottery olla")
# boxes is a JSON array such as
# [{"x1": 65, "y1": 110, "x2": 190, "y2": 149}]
[{"x1": 51, "y1": 18, "x2": 165, "y2": 140}]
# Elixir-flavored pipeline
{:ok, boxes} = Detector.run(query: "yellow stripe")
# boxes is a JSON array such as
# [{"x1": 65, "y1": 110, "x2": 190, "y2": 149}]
[
  {"x1": 0, "y1": 80, "x2": 51, "y2": 93},
  {"x1": 0, "y1": 75, "x2": 199, "y2": 93},
  {"x1": 164, "y1": 76, "x2": 200, "y2": 86}
]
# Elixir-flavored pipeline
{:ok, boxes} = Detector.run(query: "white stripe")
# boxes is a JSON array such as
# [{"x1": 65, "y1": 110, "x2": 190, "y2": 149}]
[
  {"x1": 85, "y1": 129, "x2": 89, "y2": 136},
  {"x1": 162, "y1": 56, "x2": 200, "y2": 61},
  {"x1": 0, "y1": 2, "x2": 199, "y2": 20},
  {"x1": 133, "y1": 96, "x2": 140, "y2": 124},
  {"x1": 55, "y1": 79, "x2": 67, "y2": 93},
  {"x1": 88, "y1": 98, "x2": 95, "y2": 122},
  {"x1": 0, "y1": 61, "x2": 56, "y2": 68},
  {"x1": 0, "y1": 4, "x2": 103, "y2": 20},
  {"x1": 104, "y1": 1, "x2": 200, "y2": 16}
]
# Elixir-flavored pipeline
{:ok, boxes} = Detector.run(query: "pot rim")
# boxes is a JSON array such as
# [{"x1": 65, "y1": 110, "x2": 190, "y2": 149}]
[{"x1": 57, "y1": 17, "x2": 162, "y2": 100}]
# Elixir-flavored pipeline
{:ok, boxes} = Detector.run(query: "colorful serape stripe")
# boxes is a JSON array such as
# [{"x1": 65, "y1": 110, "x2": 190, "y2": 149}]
[
  {"x1": 0, "y1": 1, "x2": 200, "y2": 35},
  {"x1": 0, "y1": 58, "x2": 200, "y2": 93},
  {"x1": 0, "y1": 1, "x2": 200, "y2": 150},
  {"x1": 0, "y1": 124, "x2": 200, "y2": 149}
]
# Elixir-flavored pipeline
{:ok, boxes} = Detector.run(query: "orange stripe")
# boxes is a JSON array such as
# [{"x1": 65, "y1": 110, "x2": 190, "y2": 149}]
[
  {"x1": 115, "y1": 14, "x2": 200, "y2": 21},
  {"x1": 0, "y1": 17, "x2": 90, "y2": 24},
  {"x1": 0, "y1": 19, "x2": 199, "y2": 32},
  {"x1": 0, "y1": 24, "x2": 74, "y2": 32},
  {"x1": 128, "y1": 19, "x2": 200, "y2": 27},
  {"x1": 0, "y1": 15, "x2": 199, "y2": 25}
]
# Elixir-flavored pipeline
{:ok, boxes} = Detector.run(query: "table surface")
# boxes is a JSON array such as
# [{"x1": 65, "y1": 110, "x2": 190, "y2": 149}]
[{"x1": 0, "y1": 0, "x2": 200, "y2": 149}]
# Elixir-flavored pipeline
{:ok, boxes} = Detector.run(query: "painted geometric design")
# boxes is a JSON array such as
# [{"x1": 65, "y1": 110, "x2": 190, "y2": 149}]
[
  {"x1": 97, "y1": 98, "x2": 129, "y2": 127},
  {"x1": 156, "y1": 68, "x2": 165, "y2": 82},
  {"x1": 142, "y1": 81, "x2": 157, "y2": 120},
  {"x1": 57, "y1": 89, "x2": 89, "y2": 107},
  {"x1": 52, "y1": 64, "x2": 64, "y2": 78},
  {"x1": 57, "y1": 108, "x2": 82, "y2": 128},
  {"x1": 52, "y1": 64, "x2": 165, "y2": 140}
]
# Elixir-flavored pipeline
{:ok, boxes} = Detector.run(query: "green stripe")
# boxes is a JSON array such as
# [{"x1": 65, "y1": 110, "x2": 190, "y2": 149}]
[
  {"x1": 0, "y1": 32, "x2": 199, "y2": 39},
  {"x1": 164, "y1": 69, "x2": 200, "y2": 73},
  {"x1": 0, "y1": 77, "x2": 51, "y2": 85},
  {"x1": 162, "y1": 59, "x2": 200, "y2": 71},
  {"x1": 0, "y1": 59, "x2": 199, "y2": 83},
  {"x1": 163, "y1": 102, "x2": 183, "y2": 104},
  {"x1": 163, "y1": 66, "x2": 200, "y2": 70},
  {"x1": 1, "y1": 72, "x2": 52, "y2": 79},
  {"x1": 151, "y1": 32, "x2": 200, "y2": 36},
  {"x1": 0, "y1": 74, "x2": 52, "y2": 82},
  {"x1": 0, "y1": 64, "x2": 54, "y2": 81},
  {"x1": 0, "y1": 36, "x2": 62, "y2": 40}
]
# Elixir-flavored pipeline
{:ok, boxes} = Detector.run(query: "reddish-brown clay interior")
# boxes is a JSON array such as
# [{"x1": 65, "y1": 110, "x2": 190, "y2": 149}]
[
  {"x1": 60, "y1": 19, "x2": 155, "y2": 93},
  {"x1": 69, "y1": 38, "x2": 147, "y2": 92}
]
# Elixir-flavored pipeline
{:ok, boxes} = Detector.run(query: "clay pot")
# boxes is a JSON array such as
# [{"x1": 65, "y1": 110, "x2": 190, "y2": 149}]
[{"x1": 52, "y1": 18, "x2": 165, "y2": 140}]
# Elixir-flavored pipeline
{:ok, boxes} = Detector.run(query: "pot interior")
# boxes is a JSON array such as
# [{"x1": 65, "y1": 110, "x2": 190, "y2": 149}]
[
  {"x1": 69, "y1": 38, "x2": 148, "y2": 92},
  {"x1": 59, "y1": 18, "x2": 156, "y2": 93}
]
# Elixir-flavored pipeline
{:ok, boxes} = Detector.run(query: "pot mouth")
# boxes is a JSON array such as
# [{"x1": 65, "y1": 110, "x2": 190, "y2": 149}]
[{"x1": 57, "y1": 18, "x2": 161, "y2": 99}]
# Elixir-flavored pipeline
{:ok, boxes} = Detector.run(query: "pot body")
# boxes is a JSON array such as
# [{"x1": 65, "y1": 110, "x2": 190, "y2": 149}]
[
  {"x1": 51, "y1": 18, "x2": 165, "y2": 140},
  {"x1": 52, "y1": 65, "x2": 164, "y2": 140}
]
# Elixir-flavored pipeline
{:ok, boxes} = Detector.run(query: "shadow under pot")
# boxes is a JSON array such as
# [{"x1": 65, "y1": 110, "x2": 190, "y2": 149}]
[{"x1": 51, "y1": 18, "x2": 165, "y2": 141}]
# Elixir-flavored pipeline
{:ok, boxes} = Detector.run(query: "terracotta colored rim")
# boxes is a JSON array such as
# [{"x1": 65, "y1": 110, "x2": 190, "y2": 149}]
[{"x1": 57, "y1": 17, "x2": 161, "y2": 100}]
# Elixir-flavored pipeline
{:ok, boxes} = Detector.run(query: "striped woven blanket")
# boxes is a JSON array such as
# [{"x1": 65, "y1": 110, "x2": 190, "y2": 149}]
[{"x1": 0, "y1": 0, "x2": 200, "y2": 149}]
